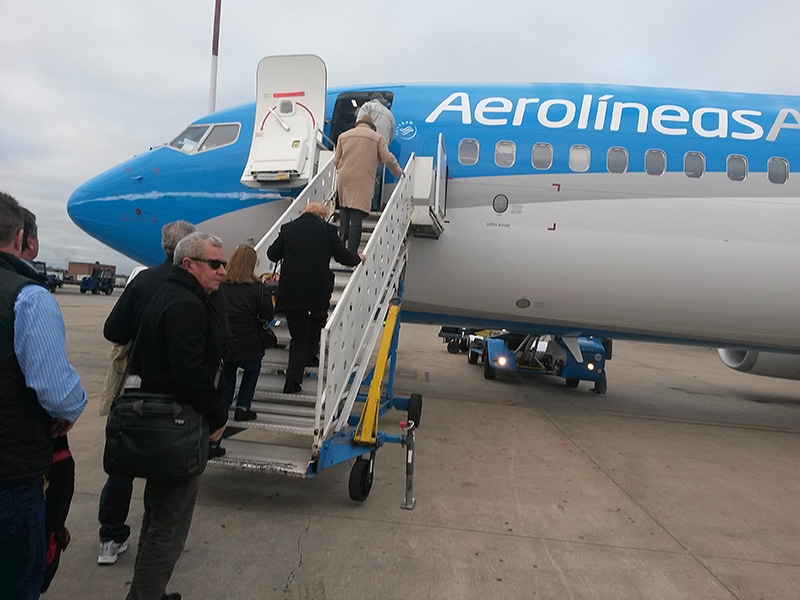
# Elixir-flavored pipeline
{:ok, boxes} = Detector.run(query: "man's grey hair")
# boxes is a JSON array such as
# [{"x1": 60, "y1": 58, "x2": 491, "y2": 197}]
[
  {"x1": 173, "y1": 231, "x2": 223, "y2": 266},
  {"x1": 162, "y1": 220, "x2": 196, "y2": 258}
]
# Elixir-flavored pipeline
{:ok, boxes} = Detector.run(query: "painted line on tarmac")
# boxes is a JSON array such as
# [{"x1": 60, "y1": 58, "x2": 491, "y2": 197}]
[{"x1": 602, "y1": 411, "x2": 798, "y2": 433}]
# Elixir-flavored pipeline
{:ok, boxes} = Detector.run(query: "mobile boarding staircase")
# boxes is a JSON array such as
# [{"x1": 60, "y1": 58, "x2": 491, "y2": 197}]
[{"x1": 208, "y1": 55, "x2": 446, "y2": 505}]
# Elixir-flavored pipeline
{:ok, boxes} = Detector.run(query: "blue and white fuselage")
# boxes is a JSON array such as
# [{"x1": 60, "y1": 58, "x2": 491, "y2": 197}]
[{"x1": 68, "y1": 82, "x2": 800, "y2": 368}]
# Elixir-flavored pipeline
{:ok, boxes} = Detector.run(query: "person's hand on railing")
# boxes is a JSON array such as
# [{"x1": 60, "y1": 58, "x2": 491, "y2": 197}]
[{"x1": 358, "y1": 252, "x2": 366, "y2": 264}]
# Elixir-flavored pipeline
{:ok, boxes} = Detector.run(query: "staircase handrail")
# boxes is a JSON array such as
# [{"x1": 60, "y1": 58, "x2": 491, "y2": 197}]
[
  {"x1": 252, "y1": 153, "x2": 338, "y2": 271},
  {"x1": 316, "y1": 154, "x2": 417, "y2": 444}
]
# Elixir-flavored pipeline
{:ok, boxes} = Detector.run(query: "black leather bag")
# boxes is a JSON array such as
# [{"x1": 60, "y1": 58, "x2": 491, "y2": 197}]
[
  {"x1": 257, "y1": 283, "x2": 278, "y2": 349},
  {"x1": 103, "y1": 392, "x2": 210, "y2": 480}
]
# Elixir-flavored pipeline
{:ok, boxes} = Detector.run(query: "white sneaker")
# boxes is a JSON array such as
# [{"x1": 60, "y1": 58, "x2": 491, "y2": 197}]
[{"x1": 97, "y1": 540, "x2": 128, "y2": 565}]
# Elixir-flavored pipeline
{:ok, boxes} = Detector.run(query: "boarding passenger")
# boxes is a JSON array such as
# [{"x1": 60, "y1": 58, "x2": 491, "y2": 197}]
[
  {"x1": 356, "y1": 92, "x2": 395, "y2": 146},
  {"x1": 97, "y1": 220, "x2": 197, "y2": 567},
  {"x1": 124, "y1": 231, "x2": 228, "y2": 600},
  {"x1": 0, "y1": 191, "x2": 87, "y2": 600},
  {"x1": 266, "y1": 203, "x2": 363, "y2": 393},
  {"x1": 220, "y1": 244, "x2": 274, "y2": 422},
  {"x1": 334, "y1": 114, "x2": 404, "y2": 252}
]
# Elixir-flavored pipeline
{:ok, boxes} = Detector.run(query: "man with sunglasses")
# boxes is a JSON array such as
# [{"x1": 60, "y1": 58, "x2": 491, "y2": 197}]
[{"x1": 123, "y1": 231, "x2": 229, "y2": 600}]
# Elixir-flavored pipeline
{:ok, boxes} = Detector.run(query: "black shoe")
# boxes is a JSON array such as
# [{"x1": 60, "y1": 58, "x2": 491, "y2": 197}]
[
  {"x1": 590, "y1": 387, "x2": 607, "y2": 395},
  {"x1": 161, "y1": 594, "x2": 181, "y2": 600},
  {"x1": 234, "y1": 407, "x2": 257, "y2": 422},
  {"x1": 283, "y1": 382, "x2": 302, "y2": 394},
  {"x1": 209, "y1": 444, "x2": 226, "y2": 458},
  {"x1": 305, "y1": 355, "x2": 320, "y2": 367}
]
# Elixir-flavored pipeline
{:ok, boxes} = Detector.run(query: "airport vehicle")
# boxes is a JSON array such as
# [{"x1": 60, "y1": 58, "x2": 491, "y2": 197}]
[
  {"x1": 467, "y1": 330, "x2": 606, "y2": 387},
  {"x1": 66, "y1": 54, "x2": 800, "y2": 497},
  {"x1": 439, "y1": 326, "x2": 475, "y2": 354},
  {"x1": 79, "y1": 267, "x2": 115, "y2": 295},
  {"x1": 32, "y1": 261, "x2": 62, "y2": 293}
]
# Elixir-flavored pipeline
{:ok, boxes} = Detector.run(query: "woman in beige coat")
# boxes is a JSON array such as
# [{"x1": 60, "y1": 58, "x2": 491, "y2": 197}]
[{"x1": 334, "y1": 114, "x2": 404, "y2": 253}]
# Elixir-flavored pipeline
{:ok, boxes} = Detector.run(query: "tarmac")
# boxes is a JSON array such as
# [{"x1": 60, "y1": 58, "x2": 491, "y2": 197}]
[{"x1": 44, "y1": 284, "x2": 799, "y2": 600}]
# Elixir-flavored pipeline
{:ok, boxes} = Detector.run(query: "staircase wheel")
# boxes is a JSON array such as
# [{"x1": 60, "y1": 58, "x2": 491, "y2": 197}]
[
  {"x1": 407, "y1": 393, "x2": 422, "y2": 428},
  {"x1": 348, "y1": 456, "x2": 374, "y2": 502}
]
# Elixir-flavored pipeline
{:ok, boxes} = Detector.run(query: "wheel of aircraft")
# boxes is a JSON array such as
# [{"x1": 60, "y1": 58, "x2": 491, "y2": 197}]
[
  {"x1": 446, "y1": 339, "x2": 460, "y2": 354},
  {"x1": 348, "y1": 455, "x2": 374, "y2": 502},
  {"x1": 565, "y1": 378, "x2": 580, "y2": 388},
  {"x1": 407, "y1": 393, "x2": 422, "y2": 428}
]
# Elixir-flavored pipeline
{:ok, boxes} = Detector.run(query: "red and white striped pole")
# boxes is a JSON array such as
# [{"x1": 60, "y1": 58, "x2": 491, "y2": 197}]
[{"x1": 208, "y1": 0, "x2": 222, "y2": 114}]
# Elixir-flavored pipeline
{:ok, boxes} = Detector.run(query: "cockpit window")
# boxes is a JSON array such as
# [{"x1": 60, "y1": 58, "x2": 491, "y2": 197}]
[{"x1": 169, "y1": 123, "x2": 240, "y2": 154}]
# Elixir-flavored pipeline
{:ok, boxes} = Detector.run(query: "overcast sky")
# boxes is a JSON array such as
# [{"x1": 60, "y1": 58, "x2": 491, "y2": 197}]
[{"x1": 2, "y1": 0, "x2": 799, "y2": 274}]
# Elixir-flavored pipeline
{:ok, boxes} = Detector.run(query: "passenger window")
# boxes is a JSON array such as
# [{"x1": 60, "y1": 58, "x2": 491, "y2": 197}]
[
  {"x1": 684, "y1": 152, "x2": 705, "y2": 178},
  {"x1": 645, "y1": 149, "x2": 666, "y2": 176},
  {"x1": 199, "y1": 124, "x2": 240, "y2": 152},
  {"x1": 169, "y1": 125, "x2": 209, "y2": 153},
  {"x1": 494, "y1": 141, "x2": 516, "y2": 168},
  {"x1": 532, "y1": 143, "x2": 553, "y2": 170},
  {"x1": 458, "y1": 139, "x2": 479, "y2": 166},
  {"x1": 768, "y1": 157, "x2": 789, "y2": 184},
  {"x1": 726, "y1": 155, "x2": 747, "y2": 182},
  {"x1": 569, "y1": 145, "x2": 590, "y2": 173},
  {"x1": 607, "y1": 147, "x2": 628, "y2": 174}
]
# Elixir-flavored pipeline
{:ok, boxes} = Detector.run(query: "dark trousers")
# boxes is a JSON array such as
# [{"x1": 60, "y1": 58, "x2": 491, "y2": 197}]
[
  {"x1": 222, "y1": 359, "x2": 262, "y2": 409},
  {"x1": 98, "y1": 473, "x2": 133, "y2": 544},
  {"x1": 126, "y1": 475, "x2": 199, "y2": 600},
  {"x1": 0, "y1": 477, "x2": 46, "y2": 600},
  {"x1": 285, "y1": 308, "x2": 327, "y2": 385},
  {"x1": 339, "y1": 207, "x2": 367, "y2": 254}
]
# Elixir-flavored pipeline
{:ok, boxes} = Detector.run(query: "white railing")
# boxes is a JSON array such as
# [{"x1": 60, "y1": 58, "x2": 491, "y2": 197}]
[
  {"x1": 316, "y1": 155, "x2": 417, "y2": 445},
  {"x1": 252, "y1": 152, "x2": 338, "y2": 270}
]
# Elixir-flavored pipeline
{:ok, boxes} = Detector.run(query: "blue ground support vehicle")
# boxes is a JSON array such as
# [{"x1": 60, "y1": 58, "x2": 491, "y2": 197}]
[
  {"x1": 79, "y1": 267, "x2": 115, "y2": 295},
  {"x1": 467, "y1": 330, "x2": 607, "y2": 389}
]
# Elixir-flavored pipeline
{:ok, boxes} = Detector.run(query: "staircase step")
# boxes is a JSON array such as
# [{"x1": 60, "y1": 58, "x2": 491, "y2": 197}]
[
  {"x1": 225, "y1": 410, "x2": 317, "y2": 435},
  {"x1": 208, "y1": 438, "x2": 312, "y2": 476}
]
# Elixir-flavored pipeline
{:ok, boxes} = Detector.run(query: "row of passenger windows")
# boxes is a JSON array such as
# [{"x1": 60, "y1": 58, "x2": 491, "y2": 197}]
[{"x1": 457, "y1": 139, "x2": 791, "y2": 184}]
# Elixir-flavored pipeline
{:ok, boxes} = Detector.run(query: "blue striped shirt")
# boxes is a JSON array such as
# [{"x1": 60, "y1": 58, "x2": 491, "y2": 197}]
[{"x1": 14, "y1": 283, "x2": 87, "y2": 422}]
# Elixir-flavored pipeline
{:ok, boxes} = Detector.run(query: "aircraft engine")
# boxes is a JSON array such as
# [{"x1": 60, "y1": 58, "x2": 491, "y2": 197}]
[{"x1": 717, "y1": 349, "x2": 800, "y2": 380}]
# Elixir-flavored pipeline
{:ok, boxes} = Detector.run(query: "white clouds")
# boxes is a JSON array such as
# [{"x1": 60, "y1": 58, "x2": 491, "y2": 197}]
[{"x1": 2, "y1": 0, "x2": 800, "y2": 273}]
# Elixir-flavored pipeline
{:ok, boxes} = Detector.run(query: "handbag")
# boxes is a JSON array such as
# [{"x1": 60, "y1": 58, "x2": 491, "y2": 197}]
[
  {"x1": 104, "y1": 392, "x2": 210, "y2": 480},
  {"x1": 257, "y1": 283, "x2": 278, "y2": 349},
  {"x1": 103, "y1": 323, "x2": 210, "y2": 480}
]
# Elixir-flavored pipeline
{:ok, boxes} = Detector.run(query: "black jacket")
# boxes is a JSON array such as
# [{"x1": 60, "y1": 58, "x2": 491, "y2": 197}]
[
  {"x1": 0, "y1": 252, "x2": 52, "y2": 481},
  {"x1": 266, "y1": 213, "x2": 361, "y2": 313},
  {"x1": 104, "y1": 261, "x2": 173, "y2": 345},
  {"x1": 105, "y1": 259, "x2": 231, "y2": 363},
  {"x1": 220, "y1": 280, "x2": 274, "y2": 362},
  {"x1": 132, "y1": 266, "x2": 228, "y2": 431}
]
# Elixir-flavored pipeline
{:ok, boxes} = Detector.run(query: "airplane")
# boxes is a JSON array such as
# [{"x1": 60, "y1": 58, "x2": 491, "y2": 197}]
[{"x1": 67, "y1": 56, "x2": 800, "y2": 384}]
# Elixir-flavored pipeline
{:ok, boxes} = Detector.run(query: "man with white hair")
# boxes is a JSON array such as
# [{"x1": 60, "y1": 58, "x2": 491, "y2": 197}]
[{"x1": 124, "y1": 231, "x2": 229, "y2": 600}]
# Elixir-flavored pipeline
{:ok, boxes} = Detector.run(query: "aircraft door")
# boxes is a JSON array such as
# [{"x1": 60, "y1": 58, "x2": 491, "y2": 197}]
[
  {"x1": 434, "y1": 133, "x2": 447, "y2": 221},
  {"x1": 241, "y1": 54, "x2": 328, "y2": 188}
]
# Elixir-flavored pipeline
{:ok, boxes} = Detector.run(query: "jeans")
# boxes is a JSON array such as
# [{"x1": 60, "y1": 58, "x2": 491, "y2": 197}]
[
  {"x1": 98, "y1": 474, "x2": 133, "y2": 543},
  {"x1": 222, "y1": 359, "x2": 262, "y2": 409},
  {"x1": 126, "y1": 476, "x2": 199, "y2": 600},
  {"x1": 339, "y1": 207, "x2": 367, "y2": 254},
  {"x1": 0, "y1": 477, "x2": 46, "y2": 600}
]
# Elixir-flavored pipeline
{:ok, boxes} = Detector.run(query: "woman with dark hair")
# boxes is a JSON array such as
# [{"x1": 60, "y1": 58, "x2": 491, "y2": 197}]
[{"x1": 220, "y1": 245, "x2": 273, "y2": 421}]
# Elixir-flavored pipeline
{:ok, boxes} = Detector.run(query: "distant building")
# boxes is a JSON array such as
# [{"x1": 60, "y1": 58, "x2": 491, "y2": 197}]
[{"x1": 68, "y1": 261, "x2": 116, "y2": 281}]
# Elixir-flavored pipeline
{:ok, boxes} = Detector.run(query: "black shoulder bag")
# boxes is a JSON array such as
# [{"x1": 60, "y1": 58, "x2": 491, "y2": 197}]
[{"x1": 103, "y1": 325, "x2": 210, "y2": 480}]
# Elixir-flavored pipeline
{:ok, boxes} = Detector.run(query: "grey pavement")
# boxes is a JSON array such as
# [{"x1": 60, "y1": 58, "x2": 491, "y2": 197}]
[{"x1": 45, "y1": 285, "x2": 800, "y2": 599}]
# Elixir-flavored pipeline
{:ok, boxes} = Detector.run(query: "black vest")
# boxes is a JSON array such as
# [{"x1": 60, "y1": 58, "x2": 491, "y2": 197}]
[{"x1": 0, "y1": 252, "x2": 53, "y2": 482}]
